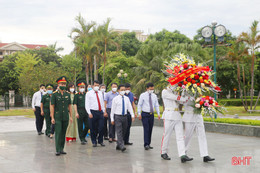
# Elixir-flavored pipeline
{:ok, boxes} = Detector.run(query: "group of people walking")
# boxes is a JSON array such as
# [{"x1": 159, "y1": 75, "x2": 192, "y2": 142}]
[{"x1": 31, "y1": 76, "x2": 214, "y2": 162}]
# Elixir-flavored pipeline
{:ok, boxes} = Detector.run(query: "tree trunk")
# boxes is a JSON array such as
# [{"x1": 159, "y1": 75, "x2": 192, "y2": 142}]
[
  {"x1": 85, "y1": 62, "x2": 89, "y2": 85},
  {"x1": 94, "y1": 55, "x2": 97, "y2": 80},
  {"x1": 237, "y1": 61, "x2": 246, "y2": 110},
  {"x1": 250, "y1": 51, "x2": 255, "y2": 110},
  {"x1": 90, "y1": 61, "x2": 93, "y2": 85},
  {"x1": 253, "y1": 91, "x2": 260, "y2": 110},
  {"x1": 242, "y1": 66, "x2": 248, "y2": 110},
  {"x1": 102, "y1": 41, "x2": 107, "y2": 84}
]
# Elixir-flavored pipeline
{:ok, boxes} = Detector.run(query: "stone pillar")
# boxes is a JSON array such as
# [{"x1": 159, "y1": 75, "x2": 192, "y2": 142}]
[{"x1": 9, "y1": 90, "x2": 15, "y2": 106}]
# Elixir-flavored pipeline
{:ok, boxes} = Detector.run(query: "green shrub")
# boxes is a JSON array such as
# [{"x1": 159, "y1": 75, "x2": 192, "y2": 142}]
[
  {"x1": 204, "y1": 117, "x2": 260, "y2": 126},
  {"x1": 219, "y1": 99, "x2": 260, "y2": 106}
]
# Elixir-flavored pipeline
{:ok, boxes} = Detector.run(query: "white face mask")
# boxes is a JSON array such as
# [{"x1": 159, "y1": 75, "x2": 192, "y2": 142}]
[
  {"x1": 148, "y1": 90, "x2": 154, "y2": 94},
  {"x1": 125, "y1": 90, "x2": 130, "y2": 94},
  {"x1": 100, "y1": 88, "x2": 106, "y2": 92},
  {"x1": 94, "y1": 86, "x2": 99, "y2": 91},
  {"x1": 40, "y1": 89, "x2": 44, "y2": 93},
  {"x1": 79, "y1": 88, "x2": 85, "y2": 93},
  {"x1": 120, "y1": 91, "x2": 125, "y2": 96},
  {"x1": 70, "y1": 88, "x2": 75, "y2": 93},
  {"x1": 112, "y1": 87, "x2": 117, "y2": 92}
]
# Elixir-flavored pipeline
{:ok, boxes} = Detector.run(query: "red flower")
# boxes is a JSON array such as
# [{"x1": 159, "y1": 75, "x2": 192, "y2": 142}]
[
  {"x1": 209, "y1": 100, "x2": 213, "y2": 104},
  {"x1": 200, "y1": 79, "x2": 204, "y2": 83},
  {"x1": 197, "y1": 83, "x2": 200, "y2": 86},
  {"x1": 184, "y1": 81, "x2": 188, "y2": 85},
  {"x1": 215, "y1": 86, "x2": 221, "y2": 91},
  {"x1": 192, "y1": 80, "x2": 196, "y2": 84},
  {"x1": 178, "y1": 83, "x2": 182, "y2": 87},
  {"x1": 215, "y1": 102, "x2": 219, "y2": 106},
  {"x1": 195, "y1": 75, "x2": 200, "y2": 80},
  {"x1": 205, "y1": 96, "x2": 210, "y2": 100},
  {"x1": 200, "y1": 101, "x2": 204, "y2": 105},
  {"x1": 183, "y1": 64, "x2": 188, "y2": 69},
  {"x1": 166, "y1": 69, "x2": 173, "y2": 74},
  {"x1": 187, "y1": 78, "x2": 192, "y2": 82}
]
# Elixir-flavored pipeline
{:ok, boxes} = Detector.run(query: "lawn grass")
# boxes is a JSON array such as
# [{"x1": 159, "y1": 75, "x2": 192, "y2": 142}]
[
  {"x1": 0, "y1": 109, "x2": 34, "y2": 117},
  {"x1": 224, "y1": 106, "x2": 260, "y2": 116}
]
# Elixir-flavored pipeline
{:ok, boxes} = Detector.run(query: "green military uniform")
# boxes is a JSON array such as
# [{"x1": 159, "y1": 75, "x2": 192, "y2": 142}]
[
  {"x1": 41, "y1": 84, "x2": 52, "y2": 136},
  {"x1": 51, "y1": 76, "x2": 71, "y2": 154},
  {"x1": 74, "y1": 81, "x2": 89, "y2": 143}
]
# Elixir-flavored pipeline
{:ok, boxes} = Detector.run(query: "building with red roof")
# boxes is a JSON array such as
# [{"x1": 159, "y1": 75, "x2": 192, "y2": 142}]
[{"x1": 0, "y1": 42, "x2": 47, "y2": 62}]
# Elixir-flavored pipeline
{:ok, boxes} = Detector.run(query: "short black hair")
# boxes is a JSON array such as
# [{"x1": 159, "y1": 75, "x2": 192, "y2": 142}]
[
  {"x1": 67, "y1": 82, "x2": 76, "y2": 93},
  {"x1": 146, "y1": 82, "x2": 154, "y2": 88},
  {"x1": 93, "y1": 80, "x2": 100, "y2": 85},
  {"x1": 118, "y1": 84, "x2": 125, "y2": 90},
  {"x1": 40, "y1": 84, "x2": 45, "y2": 88},
  {"x1": 125, "y1": 83, "x2": 131, "y2": 88},
  {"x1": 111, "y1": 82, "x2": 118, "y2": 86},
  {"x1": 100, "y1": 84, "x2": 106, "y2": 88}
]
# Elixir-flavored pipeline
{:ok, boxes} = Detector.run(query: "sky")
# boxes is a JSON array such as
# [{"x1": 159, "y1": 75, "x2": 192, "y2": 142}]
[{"x1": 0, "y1": 0, "x2": 259, "y2": 55}]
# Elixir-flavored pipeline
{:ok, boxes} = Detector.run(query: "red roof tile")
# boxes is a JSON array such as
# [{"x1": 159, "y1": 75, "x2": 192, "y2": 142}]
[{"x1": 0, "y1": 43, "x2": 47, "y2": 49}]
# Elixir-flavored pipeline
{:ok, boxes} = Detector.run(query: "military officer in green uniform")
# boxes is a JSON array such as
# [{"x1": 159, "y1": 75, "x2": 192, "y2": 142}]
[
  {"x1": 40, "y1": 84, "x2": 54, "y2": 137},
  {"x1": 50, "y1": 76, "x2": 73, "y2": 156},
  {"x1": 74, "y1": 80, "x2": 89, "y2": 145}
]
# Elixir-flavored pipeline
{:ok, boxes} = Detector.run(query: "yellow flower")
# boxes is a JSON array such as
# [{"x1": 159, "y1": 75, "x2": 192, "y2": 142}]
[
  {"x1": 199, "y1": 76, "x2": 203, "y2": 80},
  {"x1": 190, "y1": 74, "x2": 195, "y2": 78},
  {"x1": 187, "y1": 82, "x2": 192, "y2": 86}
]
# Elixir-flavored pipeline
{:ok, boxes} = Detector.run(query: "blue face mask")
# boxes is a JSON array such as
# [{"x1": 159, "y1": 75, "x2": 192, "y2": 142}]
[
  {"x1": 47, "y1": 90, "x2": 53, "y2": 94},
  {"x1": 88, "y1": 88, "x2": 92, "y2": 91}
]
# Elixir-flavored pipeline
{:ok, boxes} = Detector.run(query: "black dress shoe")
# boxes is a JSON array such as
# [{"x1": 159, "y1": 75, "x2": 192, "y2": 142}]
[
  {"x1": 84, "y1": 139, "x2": 87, "y2": 142},
  {"x1": 121, "y1": 147, "x2": 126, "y2": 152},
  {"x1": 38, "y1": 132, "x2": 43, "y2": 135},
  {"x1": 144, "y1": 146, "x2": 150, "y2": 150},
  {"x1": 81, "y1": 141, "x2": 86, "y2": 145},
  {"x1": 116, "y1": 146, "x2": 121, "y2": 150},
  {"x1": 93, "y1": 144, "x2": 97, "y2": 147},
  {"x1": 55, "y1": 152, "x2": 61, "y2": 156},
  {"x1": 104, "y1": 137, "x2": 109, "y2": 140},
  {"x1": 203, "y1": 156, "x2": 215, "y2": 162},
  {"x1": 99, "y1": 143, "x2": 105, "y2": 147},
  {"x1": 181, "y1": 155, "x2": 193, "y2": 163},
  {"x1": 125, "y1": 142, "x2": 133, "y2": 145},
  {"x1": 161, "y1": 153, "x2": 171, "y2": 160},
  {"x1": 149, "y1": 146, "x2": 153, "y2": 149},
  {"x1": 60, "y1": 151, "x2": 67, "y2": 154}
]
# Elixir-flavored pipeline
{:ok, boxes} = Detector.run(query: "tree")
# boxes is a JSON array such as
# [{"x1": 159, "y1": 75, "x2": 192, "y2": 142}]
[{"x1": 238, "y1": 20, "x2": 260, "y2": 110}]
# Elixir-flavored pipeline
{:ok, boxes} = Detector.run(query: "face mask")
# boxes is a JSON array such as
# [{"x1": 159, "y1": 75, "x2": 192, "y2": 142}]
[
  {"x1": 59, "y1": 86, "x2": 66, "y2": 91},
  {"x1": 112, "y1": 88, "x2": 117, "y2": 92},
  {"x1": 125, "y1": 90, "x2": 130, "y2": 94},
  {"x1": 120, "y1": 91, "x2": 125, "y2": 96},
  {"x1": 93, "y1": 86, "x2": 99, "y2": 91},
  {"x1": 88, "y1": 88, "x2": 92, "y2": 91},
  {"x1": 40, "y1": 89, "x2": 44, "y2": 93},
  {"x1": 101, "y1": 88, "x2": 106, "y2": 92},
  {"x1": 47, "y1": 90, "x2": 53, "y2": 94},
  {"x1": 148, "y1": 90, "x2": 154, "y2": 94},
  {"x1": 70, "y1": 88, "x2": 75, "y2": 93},
  {"x1": 79, "y1": 88, "x2": 85, "y2": 93}
]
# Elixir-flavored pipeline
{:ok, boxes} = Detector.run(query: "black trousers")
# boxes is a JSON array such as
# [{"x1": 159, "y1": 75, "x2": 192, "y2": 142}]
[
  {"x1": 141, "y1": 112, "x2": 154, "y2": 147},
  {"x1": 124, "y1": 112, "x2": 132, "y2": 143},
  {"x1": 34, "y1": 106, "x2": 44, "y2": 133},
  {"x1": 103, "y1": 116, "x2": 108, "y2": 138},
  {"x1": 89, "y1": 110, "x2": 104, "y2": 144}
]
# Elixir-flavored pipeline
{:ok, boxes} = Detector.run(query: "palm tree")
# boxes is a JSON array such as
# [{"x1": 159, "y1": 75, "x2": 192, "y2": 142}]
[
  {"x1": 70, "y1": 14, "x2": 96, "y2": 84},
  {"x1": 226, "y1": 40, "x2": 249, "y2": 110},
  {"x1": 96, "y1": 18, "x2": 119, "y2": 84},
  {"x1": 238, "y1": 20, "x2": 260, "y2": 110}
]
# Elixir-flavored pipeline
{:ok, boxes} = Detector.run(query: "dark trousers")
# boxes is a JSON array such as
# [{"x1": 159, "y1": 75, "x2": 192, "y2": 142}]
[
  {"x1": 43, "y1": 108, "x2": 51, "y2": 136},
  {"x1": 107, "y1": 108, "x2": 115, "y2": 139},
  {"x1": 103, "y1": 116, "x2": 108, "y2": 138},
  {"x1": 77, "y1": 108, "x2": 89, "y2": 142},
  {"x1": 115, "y1": 115, "x2": 128, "y2": 149},
  {"x1": 51, "y1": 124, "x2": 55, "y2": 134},
  {"x1": 124, "y1": 113, "x2": 132, "y2": 143},
  {"x1": 89, "y1": 110, "x2": 104, "y2": 144},
  {"x1": 141, "y1": 112, "x2": 154, "y2": 147},
  {"x1": 34, "y1": 106, "x2": 44, "y2": 133},
  {"x1": 55, "y1": 120, "x2": 68, "y2": 152}
]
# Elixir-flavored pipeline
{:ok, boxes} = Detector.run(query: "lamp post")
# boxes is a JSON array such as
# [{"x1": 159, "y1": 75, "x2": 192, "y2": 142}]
[
  {"x1": 117, "y1": 69, "x2": 128, "y2": 84},
  {"x1": 201, "y1": 21, "x2": 226, "y2": 119}
]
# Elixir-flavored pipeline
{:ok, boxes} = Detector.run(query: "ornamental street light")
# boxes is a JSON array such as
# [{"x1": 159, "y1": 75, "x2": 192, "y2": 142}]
[
  {"x1": 117, "y1": 69, "x2": 128, "y2": 84},
  {"x1": 201, "y1": 21, "x2": 226, "y2": 119}
]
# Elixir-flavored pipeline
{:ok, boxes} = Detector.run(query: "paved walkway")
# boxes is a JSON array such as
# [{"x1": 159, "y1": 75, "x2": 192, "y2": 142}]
[{"x1": 0, "y1": 116, "x2": 259, "y2": 173}]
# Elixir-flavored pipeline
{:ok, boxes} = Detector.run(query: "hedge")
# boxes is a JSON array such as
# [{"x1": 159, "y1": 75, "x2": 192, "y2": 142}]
[
  {"x1": 203, "y1": 117, "x2": 260, "y2": 126},
  {"x1": 219, "y1": 99, "x2": 260, "y2": 106}
]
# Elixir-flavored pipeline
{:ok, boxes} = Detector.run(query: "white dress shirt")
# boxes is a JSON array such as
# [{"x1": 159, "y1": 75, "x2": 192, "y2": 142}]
[
  {"x1": 85, "y1": 90, "x2": 105, "y2": 114},
  {"x1": 161, "y1": 88, "x2": 188, "y2": 120},
  {"x1": 32, "y1": 91, "x2": 43, "y2": 108},
  {"x1": 110, "y1": 95, "x2": 134, "y2": 122},
  {"x1": 137, "y1": 91, "x2": 160, "y2": 116},
  {"x1": 182, "y1": 97, "x2": 203, "y2": 122}
]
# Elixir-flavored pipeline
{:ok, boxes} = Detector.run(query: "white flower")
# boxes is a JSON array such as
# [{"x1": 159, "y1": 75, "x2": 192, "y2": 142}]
[
  {"x1": 195, "y1": 104, "x2": 201, "y2": 108},
  {"x1": 195, "y1": 98, "x2": 201, "y2": 102},
  {"x1": 201, "y1": 83, "x2": 205, "y2": 88},
  {"x1": 193, "y1": 84, "x2": 197, "y2": 88}
]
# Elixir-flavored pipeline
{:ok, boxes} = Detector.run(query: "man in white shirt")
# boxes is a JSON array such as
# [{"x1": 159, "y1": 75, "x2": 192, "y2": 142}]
[
  {"x1": 137, "y1": 83, "x2": 160, "y2": 150},
  {"x1": 161, "y1": 86, "x2": 193, "y2": 163},
  {"x1": 183, "y1": 96, "x2": 215, "y2": 162},
  {"x1": 111, "y1": 84, "x2": 135, "y2": 152},
  {"x1": 85, "y1": 80, "x2": 106, "y2": 147},
  {"x1": 32, "y1": 84, "x2": 46, "y2": 135}
]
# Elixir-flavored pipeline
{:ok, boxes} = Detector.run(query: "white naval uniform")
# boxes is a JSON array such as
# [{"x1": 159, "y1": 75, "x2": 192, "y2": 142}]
[
  {"x1": 160, "y1": 88, "x2": 188, "y2": 157},
  {"x1": 183, "y1": 97, "x2": 208, "y2": 157}
]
